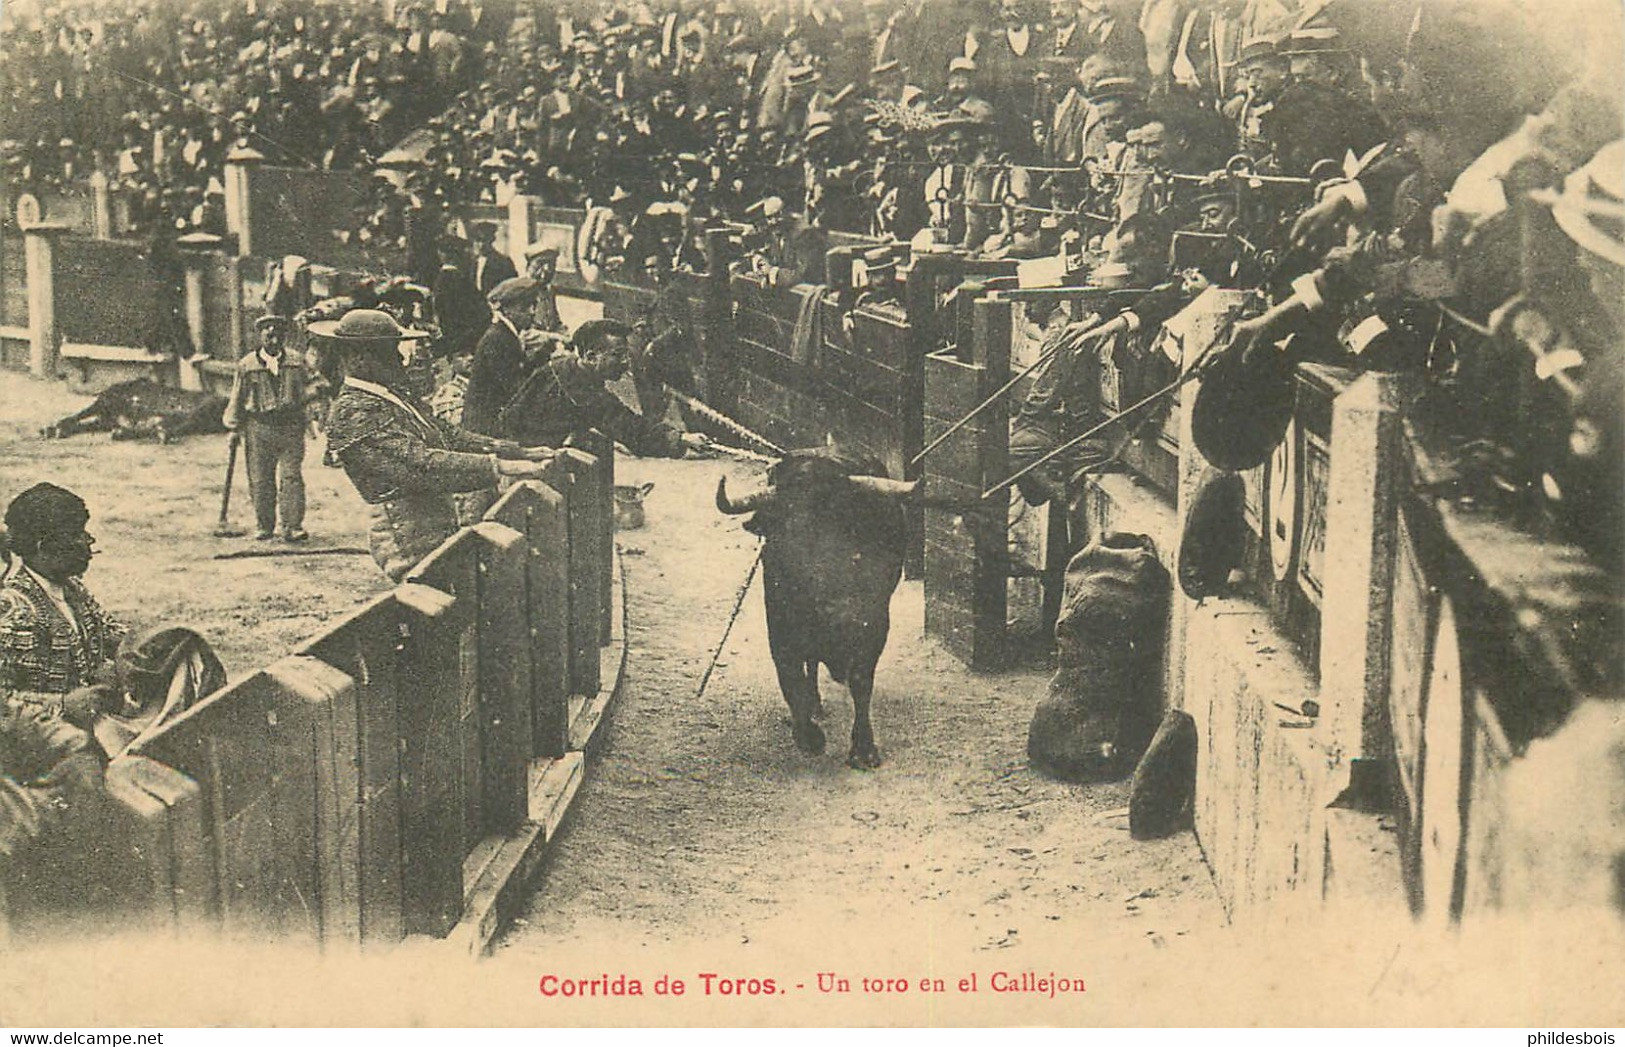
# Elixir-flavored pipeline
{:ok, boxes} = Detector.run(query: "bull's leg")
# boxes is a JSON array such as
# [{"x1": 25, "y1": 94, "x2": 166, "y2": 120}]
[
  {"x1": 805, "y1": 659, "x2": 824, "y2": 720},
  {"x1": 41, "y1": 407, "x2": 104, "y2": 439},
  {"x1": 847, "y1": 665, "x2": 882, "y2": 770},
  {"x1": 770, "y1": 654, "x2": 825, "y2": 755}
]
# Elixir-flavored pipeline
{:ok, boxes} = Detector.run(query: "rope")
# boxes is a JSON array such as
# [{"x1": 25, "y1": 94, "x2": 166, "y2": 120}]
[
  {"x1": 694, "y1": 542, "x2": 764, "y2": 700},
  {"x1": 669, "y1": 389, "x2": 786, "y2": 456}
]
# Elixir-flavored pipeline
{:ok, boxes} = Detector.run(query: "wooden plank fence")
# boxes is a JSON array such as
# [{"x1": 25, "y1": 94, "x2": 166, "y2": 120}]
[{"x1": 94, "y1": 456, "x2": 618, "y2": 950}]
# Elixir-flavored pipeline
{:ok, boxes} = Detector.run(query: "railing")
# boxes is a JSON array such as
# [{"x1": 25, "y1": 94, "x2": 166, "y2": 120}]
[{"x1": 98, "y1": 446, "x2": 617, "y2": 946}]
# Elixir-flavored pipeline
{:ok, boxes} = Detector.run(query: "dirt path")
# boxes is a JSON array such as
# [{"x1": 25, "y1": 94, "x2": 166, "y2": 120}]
[{"x1": 498, "y1": 452, "x2": 1224, "y2": 988}]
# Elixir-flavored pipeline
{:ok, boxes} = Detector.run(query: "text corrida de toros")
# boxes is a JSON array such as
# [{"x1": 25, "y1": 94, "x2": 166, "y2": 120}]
[
  {"x1": 536, "y1": 972, "x2": 1085, "y2": 999},
  {"x1": 538, "y1": 974, "x2": 779, "y2": 997}
]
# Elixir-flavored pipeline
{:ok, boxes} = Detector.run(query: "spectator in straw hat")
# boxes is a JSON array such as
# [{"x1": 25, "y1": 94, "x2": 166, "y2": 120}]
[
  {"x1": 223, "y1": 314, "x2": 312, "y2": 542},
  {"x1": 315, "y1": 308, "x2": 559, "y2": 582}
]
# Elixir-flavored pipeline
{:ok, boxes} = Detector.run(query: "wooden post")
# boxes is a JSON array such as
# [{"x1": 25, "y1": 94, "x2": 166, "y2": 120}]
[
  {"x1": 470, "y1": 520, "x2": 532, "y2": 834},
  {"x1": 295, "y1": 595, "x2": 408, "y2": 944},
  {"x1": 489, "y1": 483, "x2": 571, "y2": 758},
  {"x1": 177, "y1": 232, "x2": 223, "y2": 390},
  {"x1": 580, "y1": 431, "x2": 615, "y2": 646},
  {"x1": 392, "y1": 581, "x2": 468, "y2": 938},
  {"x1": 548, "y1": 452, "x2": 602, "y2": 699},
  {"x1": 264, "y1": 654, "x2": 365, "y2": 945},
  {"x1": 20, "y1": 218, "x2": 67, "y2": 380},
  {"x1": 507, "y1": 194, "x2": 536, "y2": 269},
  {"x1": 89, "y1": 170, "x2": 111, "y2": 239},
  {"x1": 1317, "y1": 373, "x2": 1408, "y2": 782},
  {"x1": 102, "y1": 755, "x2": 212, "y2": 933}
]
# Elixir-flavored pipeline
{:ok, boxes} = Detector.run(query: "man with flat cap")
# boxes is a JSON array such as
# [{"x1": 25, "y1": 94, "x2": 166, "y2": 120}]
[
  {"x1": 464, "y1": 276, "x2": 545, "y2": 437},
  {"x1": 223, "y1": 314, "x2": 311, "y2": 542},
  {"x1": 314, "y1": 308, "x2": 561, "y2": 582},
  {"x1": 497, "y1": 319, "x2": 691, "y2": 458}
]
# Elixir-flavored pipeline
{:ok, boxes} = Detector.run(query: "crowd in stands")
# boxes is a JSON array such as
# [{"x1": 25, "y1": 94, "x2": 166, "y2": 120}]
[
  {"x1": 2, "y1": 0, "x2": 1622, "y2": 566},
  {"x1": 1, "y1": 0, "x2": 490, "y2": 235}
]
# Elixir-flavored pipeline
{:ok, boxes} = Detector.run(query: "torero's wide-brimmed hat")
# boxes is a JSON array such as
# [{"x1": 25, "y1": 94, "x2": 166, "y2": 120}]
[{"x1": 306, "y1": 308, "x2": 427, "y2": 345}]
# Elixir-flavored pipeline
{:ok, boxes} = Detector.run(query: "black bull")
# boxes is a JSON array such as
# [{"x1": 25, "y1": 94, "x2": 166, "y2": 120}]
[
  {"x1": 716, "y1": 449, "x2": 989, "y2": 769},
  {"x1": 41, "y1": 379, "x2": 228, "y2": 443}
]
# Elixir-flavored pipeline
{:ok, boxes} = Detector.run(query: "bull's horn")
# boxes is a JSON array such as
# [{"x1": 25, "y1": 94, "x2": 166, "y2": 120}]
[
  {"x1": 716, "y1": 475, "x2": 777, "y2": 514},
  {"x1": 846, "y1": 475, "x2": 921, "y2": 499}
]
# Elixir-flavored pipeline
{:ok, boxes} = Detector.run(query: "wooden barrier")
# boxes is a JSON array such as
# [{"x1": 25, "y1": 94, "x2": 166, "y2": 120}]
[
  {"x1": 930, "y1": 280, "x2": 1622, "y2": 926},
  {"x1": 99, "y1": 469, "x2": 618, "y2": 948},
  {"x1": 922, "y1": 293, "x2": 1011, "y2": 670}
]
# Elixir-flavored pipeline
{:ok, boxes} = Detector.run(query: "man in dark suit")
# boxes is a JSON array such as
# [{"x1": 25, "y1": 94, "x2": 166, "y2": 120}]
[
  {"x1": 461, "y1": 277, "x2": 539, "y2": 437},
  {"x1": 432, "y1": 234, "x2": 490, "y2": 358},
  {"x1": 470, "y1": 220, "x2": 518, "y2": 297}
]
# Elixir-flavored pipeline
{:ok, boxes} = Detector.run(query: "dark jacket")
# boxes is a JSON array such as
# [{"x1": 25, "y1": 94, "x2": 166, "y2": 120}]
[
  {"x1": 462, "y1": 318, "x2": 526, "y2": 436},
  {"x1": 474, "y1": 247, "x2": 519, "y2": 297},
  {"x1": 498, "y1": 349, "x2": 683, "y2": 457}
]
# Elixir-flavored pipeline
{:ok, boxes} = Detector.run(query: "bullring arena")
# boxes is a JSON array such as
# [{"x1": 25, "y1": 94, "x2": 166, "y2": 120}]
[{"x1": 0, "y1": 0, "x2": 1621, "y2": 1028}]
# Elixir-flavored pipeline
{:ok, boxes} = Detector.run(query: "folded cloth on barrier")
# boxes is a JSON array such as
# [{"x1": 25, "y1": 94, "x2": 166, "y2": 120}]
[{"x1": 789, "y1": 284, "x2": 828, "y2": 368}]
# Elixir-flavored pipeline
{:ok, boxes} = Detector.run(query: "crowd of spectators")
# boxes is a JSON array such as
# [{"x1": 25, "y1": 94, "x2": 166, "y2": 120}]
[
  {"x1": 1, "y1": 0, "x2": 491, "y2": 236},
  {"x1": 3, "y1": 0, "x2": 1622, "y2": 565}
]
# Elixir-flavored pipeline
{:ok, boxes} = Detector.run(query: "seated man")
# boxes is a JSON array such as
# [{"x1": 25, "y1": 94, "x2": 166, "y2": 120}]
[
  {"x1": 0, "y1": 484, "x2": 125, "y2": 727},
  {"x1": 0, "y1": 483, "x2": 116, "y2": 909},
  {"x1": 496, "y1": 320, "x2": 691, "y2": 458}
]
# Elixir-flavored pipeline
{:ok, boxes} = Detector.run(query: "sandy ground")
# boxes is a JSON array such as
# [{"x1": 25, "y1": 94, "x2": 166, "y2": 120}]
[
  {"x1": 499, "y1": 452, "x2": 1223, "y2": 965},
  {"x1": 0, "y1": 370, "x2": 390, "y2": 675},
  {"x1": 5, "y1": 321, "x2": 1619, "y2": 1026}
]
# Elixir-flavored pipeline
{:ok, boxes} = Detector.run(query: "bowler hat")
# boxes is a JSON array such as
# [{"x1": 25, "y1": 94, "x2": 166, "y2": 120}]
[{"x1": 306, "y1": 308, "x2": 427, "y2": 344}]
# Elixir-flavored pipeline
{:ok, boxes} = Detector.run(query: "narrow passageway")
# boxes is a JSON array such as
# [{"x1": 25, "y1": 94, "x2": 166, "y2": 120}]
[{"x1": 498, "y1": 451, "x2": 1222, "y2": 964}]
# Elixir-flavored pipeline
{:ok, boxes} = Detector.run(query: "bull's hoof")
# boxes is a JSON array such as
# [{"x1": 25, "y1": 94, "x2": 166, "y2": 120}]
[
  {"x1": 39, "y1": 426, "x2": 60, "y2": 439},
  {"x1": 791, "y1": 720, "x2": 826, "y2": 755},
  {"x1": 847, "y1": 744, "x2": 883, "y2": 770}
]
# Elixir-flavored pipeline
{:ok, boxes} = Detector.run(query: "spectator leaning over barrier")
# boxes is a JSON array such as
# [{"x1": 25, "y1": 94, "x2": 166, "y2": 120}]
[
  {"x1": 223, "y1": 315, "x2": 312, "y2": 543},
  {"x1": 315, "y1": 308, "x2": 561, "y2": 583},
  {"x1": 496, "y1": 319, "x2": 694, "y2": 459}
]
